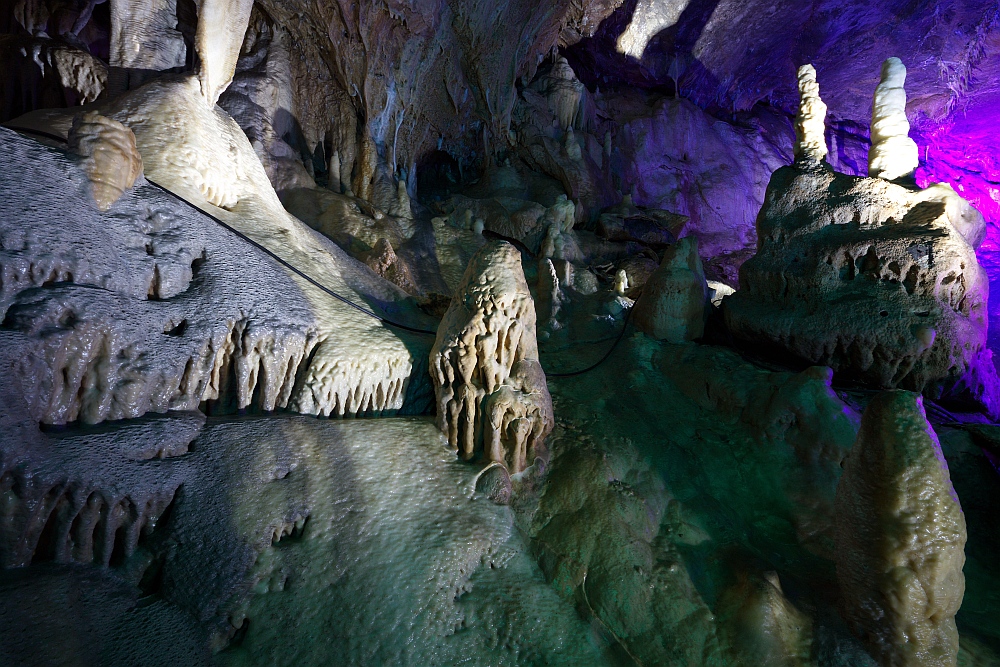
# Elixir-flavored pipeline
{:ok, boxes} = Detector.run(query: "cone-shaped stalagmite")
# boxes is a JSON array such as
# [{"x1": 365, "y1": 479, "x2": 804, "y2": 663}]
[
  {"x1": 835, "y1": 391, "x2": 966, "y2": 667},
  {"x1": 430, "y1": 241, "x2": 553, "y2": 473}
]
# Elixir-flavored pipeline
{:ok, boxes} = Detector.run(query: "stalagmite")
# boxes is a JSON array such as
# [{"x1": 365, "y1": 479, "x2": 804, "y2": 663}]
[
  {"x1": 793, "y1": 64, "x2": 827, "y2": 165},
  {"x1": 868, "y1": 57, "x2": 919, "y2": 182},
  {"x1": 430, "y1": 241, "x2": 553, "y2": 473},
  {"x1": 835, "y1": 391, "x2": 966, "y2": 667},
  {"x1": 725, "y1": 59, "x2": 997, "y2": 414},
  {"x1": 389, "y1": 179, "x2": 413, "y2": 219},
  {"x1": 633, "y1": 237, "x2": 709, "y2": 343},
  {"x1": 327, "y1": 150, "x2": 341, "y2": 193}
]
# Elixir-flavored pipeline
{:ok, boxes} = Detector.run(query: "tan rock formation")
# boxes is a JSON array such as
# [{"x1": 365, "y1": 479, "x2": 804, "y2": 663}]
[
  {"x1": 716, "y1": 571, "x2": 813, "y2": 667},
  {"x1": 534, "y1": 56, "x2": 585, "y2": 132},
  {"x1": 67, "y1": 111, "x2": 143, "y2": 211},
  {"x1": 633, "y1": 237, "x2": 709, "y2": 343},
  {"x1": 835, "y1": 390, "x2": 966, "y2": 667},
  {"x1": 360, "y1": 239, "x2": 418, "y2": 296},
  {"x1": 430, "y1": 241, "x2": 553, "y2": 472},
  {"x1": 195, "y1": 0, "x2": 255, "y2": 106}
]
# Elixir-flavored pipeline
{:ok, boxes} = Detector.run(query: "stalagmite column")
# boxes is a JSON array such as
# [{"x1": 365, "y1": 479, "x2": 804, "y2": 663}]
[
  {"x1": 834, "y1": 390, "x2": 966, "y2": 667},
  {"x1": 793, "y1": 64, "x2": 828, "y2": 165},
  {"x1": 868, "y1": 57, "x2": 919, "y2": 182},
  {"x1": 430, "y1": 241, "x2": 553, "y2": 474},
  {"x1": 68, "y1": 112, "x2": 144, "y2": 211}
]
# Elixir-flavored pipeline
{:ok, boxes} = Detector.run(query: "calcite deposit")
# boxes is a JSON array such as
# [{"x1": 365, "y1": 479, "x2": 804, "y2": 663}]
[
  {"x1": 725, "y1": 62, "x2": 996, "y2": 413},
  {"x1": 632, "y1": 236, "x2": 709, "y2": 343},
  {"x1": 793, "y1": 64, "x2": 827, "y2": 165},
  {"x1": 835, "y1": 391, "x2": 967, "y2": 667},
  {"x1": 725, "y1": 162, "x2": 996, "y2": 412},
  {"x1": 430, "y1": 241, "x2": 553, "y2": 473},
  {"x1": 868, "y1": 57, "x2": 920, "y2": 183},
  {"x1": 1, "y1": 0, "x2": 999, "y2": 665}
]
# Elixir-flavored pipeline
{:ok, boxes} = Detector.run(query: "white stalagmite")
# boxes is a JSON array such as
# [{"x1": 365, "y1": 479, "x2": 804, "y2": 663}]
[
  {"x1": 834, "y1": 390, "x2": 966, "y2": 667},
  {"x1": 868, "y1": 57, "x2": 920, "y2": 182},
  {"x1": 430, "y1": 241, "x2": 553, "y2": 473},
  {"x1": 793, "y1": 64, "x2": 828, "y2": 164}
]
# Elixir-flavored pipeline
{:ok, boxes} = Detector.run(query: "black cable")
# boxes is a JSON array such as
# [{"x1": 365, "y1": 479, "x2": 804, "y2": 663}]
[
  {"x1": 4, "y1": 124, "x2": 438, "y2": 336},
  {"x1": 142, "y1": 180, "x2": 439, "y2": 336},
  {"x1": 6, "y1": 123, "x2": 628, "y2": 376},
  {"x1": 545, "y1": 306, "x2": 633, "y2": 378}
]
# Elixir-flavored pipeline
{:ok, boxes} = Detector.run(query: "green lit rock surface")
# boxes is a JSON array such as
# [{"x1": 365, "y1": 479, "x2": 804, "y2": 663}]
[{"x1": 3, "y1": 329, "x2": 999, "y2": 665}]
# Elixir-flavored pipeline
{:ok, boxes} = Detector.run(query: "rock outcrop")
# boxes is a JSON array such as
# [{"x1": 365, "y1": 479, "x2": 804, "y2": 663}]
[
  {"x1": 834, "y1": 391, "x2": 966, "y2": 667},
  {"x1": 430, "y1": 241, "x2": 553, "y2": 473},
  {"x1": 724, "y1": 160, "x2": 996, "y2": 413},
  {"x1": 633, "y1": 237, "x2": 709, "y2": 343}
]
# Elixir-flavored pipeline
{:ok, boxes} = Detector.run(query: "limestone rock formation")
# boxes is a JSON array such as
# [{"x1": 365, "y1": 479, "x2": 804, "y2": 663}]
[
  {"x1": 67, "y1": 111, "x2": 143, "y2": 211},
  {"x1": 868, "y1": 58, "x2": 920, "y2": 183},
  {"x1": 0, "y1": 35, "x2": 107, "y2": 118},
  {"x1": 834, "y1": 391, "x2": 966, "y2": 667},
  {"x1": 596, "y1": 197, "x2": 686, "y2": 246},
  {"x1": 607, "y1": 96, "x2": 790, "y2": 258},
  {"x1": 533, "y1": 56, "x2": 585, "y2": 132},
  {"x1": 793, "y1": 64, "x2": 827, "y2": 165},
  {"x1": 724, "y1": 162, "x2": 997, "y2": 414},
  {"x1": 437, "y1": 192, "x2": 576, "y2": 257},
  {"x1": 430, "y1": 241, "x2": 553, "y2": 473},
  {"x1": 633, "y1": 237, "x2": 709, "y2": 343},
  {"x1": 360, "y1": 239, "x2": 418, "y2": 296},
  {"x1": 0, "y1": 128, "x2": 431, "y2": 424}
]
